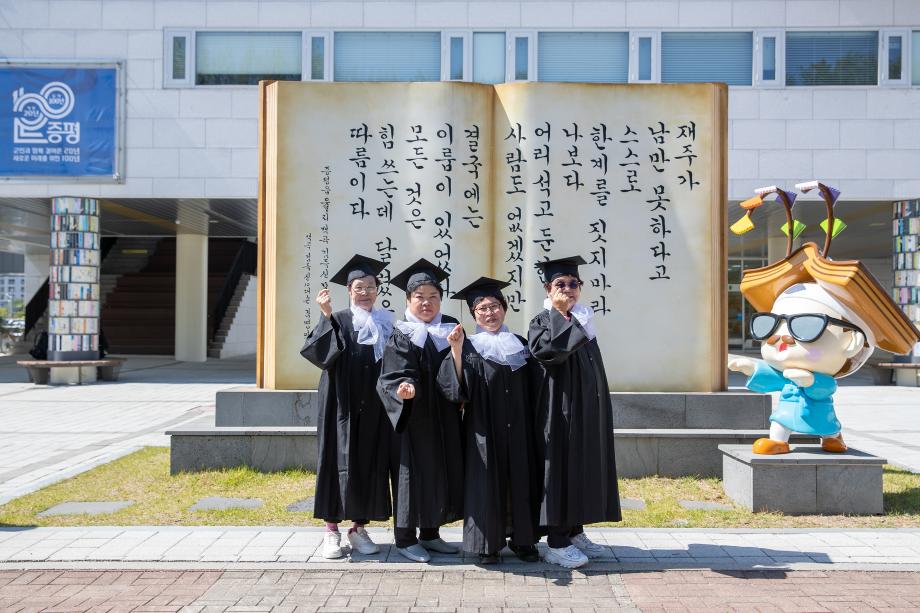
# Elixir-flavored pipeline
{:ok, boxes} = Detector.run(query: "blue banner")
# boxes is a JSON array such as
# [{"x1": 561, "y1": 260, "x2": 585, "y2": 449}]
[{"x1": 0, "y1": 66, "x2": 118, "y2": 178}]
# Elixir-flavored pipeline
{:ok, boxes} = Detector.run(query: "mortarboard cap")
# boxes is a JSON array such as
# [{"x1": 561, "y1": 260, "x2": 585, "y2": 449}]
[
  {"x1": 329, "y1": 254, "x2": 389, "y2": 287},
  {"x1": 535, "y1": 255, "x2": 587, "y2": 283},
  {"x1": 389, "y1": 258, "x2": 450, "y2": 292},
  {"x1": 450, "y1": 276, "x2": 511, "y2": 308}
]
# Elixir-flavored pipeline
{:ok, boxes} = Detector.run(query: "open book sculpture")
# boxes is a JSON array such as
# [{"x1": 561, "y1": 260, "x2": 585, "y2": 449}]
[
  {"x1": 728, "y1": 182, "x2": 920, "y2": 455},
  {"x1": 257, "y1": 81, "x2": 729, "y2": 392}
]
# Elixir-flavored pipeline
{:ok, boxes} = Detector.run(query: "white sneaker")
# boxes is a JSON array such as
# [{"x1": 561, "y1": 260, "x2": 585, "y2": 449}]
[
  {"x1": 321, "y1": 531, "x2": 344, "y2": 559},
  {"x1": 347, "y1": 527, "x2": 380, "y2": 554},
  {"x1": 544, "y1": 545, "x2": 588, "y2": 569},
  {"x1": 571, "y1": 533, "x2": 608, "y2": 559}
]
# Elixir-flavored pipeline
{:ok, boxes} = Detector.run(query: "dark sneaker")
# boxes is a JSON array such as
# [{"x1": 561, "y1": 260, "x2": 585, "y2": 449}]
[
  {"x1": 478, "y1": 553, "x2": 500, "y2": 565},
  {"x1": 509, "y1": 542, "x2": 540, "y2": 563}
]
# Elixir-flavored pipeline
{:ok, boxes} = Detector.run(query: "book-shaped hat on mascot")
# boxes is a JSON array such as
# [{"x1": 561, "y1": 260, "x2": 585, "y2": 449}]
[{"x1": 731, "y1": 181, "x2": 920, "y2": 355}]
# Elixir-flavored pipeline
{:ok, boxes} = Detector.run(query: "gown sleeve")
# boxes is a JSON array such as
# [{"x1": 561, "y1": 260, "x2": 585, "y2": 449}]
[
  {"x1": 299, "y1": 314, "x2": 345, "y2": 370},
  {"x1": 527, "y1": 308, "x2": 591, "y2": 366},
  {"x1": 436, "y1": 340, "x2": 474, "y2": 404},
  {"x1": 376, "y1": 328, "x2": 421, "y2": 433},
  {"x1": 745, "y1": 360, "x2": 788, "y2": 393},
  {"x1": 802, "y1": 372, "x2": 837, "y2": 400}
]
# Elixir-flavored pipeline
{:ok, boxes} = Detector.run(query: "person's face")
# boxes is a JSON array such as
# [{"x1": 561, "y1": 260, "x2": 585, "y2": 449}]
[
  {"x1": 546, "y1": 275, "x2": 581, "y2": 309},
  {"x1": 407, "y1": 284, "x2": 441, "y2": 322},
  {"x1": 759, "y1": 297, "x2": 863, "y2": 376},
  {"x1": 347, "y1": 275, "x2": 378, "y2": 311},
  {"x1": 473, "y1": 296, "x2": 505, "y2": 333}
]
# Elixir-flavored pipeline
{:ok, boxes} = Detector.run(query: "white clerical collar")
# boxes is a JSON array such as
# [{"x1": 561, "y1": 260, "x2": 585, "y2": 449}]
[{"x1": 469, "y1": 325, "x2": 529, "y2": 370}]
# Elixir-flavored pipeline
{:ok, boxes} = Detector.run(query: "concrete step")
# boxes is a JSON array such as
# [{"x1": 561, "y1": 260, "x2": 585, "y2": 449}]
[
  {"x1": 615, "y1": 429, "x2": 813, "y2": 479},
  {"x1": 212, "y1": 388, "x2": 771, "y2": 431},
  {"x1": 167, "y1": 427, "x2": 318, "y2": 474},
  {"x1": 166, "y1": 424, "x2": 807, "y2": 480}
]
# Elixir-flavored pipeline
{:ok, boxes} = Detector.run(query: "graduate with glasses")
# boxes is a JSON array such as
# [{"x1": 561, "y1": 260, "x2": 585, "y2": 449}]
[
  {"x1": 436, "y1": 277, "x2": 540, "y2": 565},
  {"x1": 527, "y1": 256, "x2": 621, "y2": 569},
  {"x1": 376, "y1": 259, "x2": 464, "y2": 563},
  {"x1": 300, "y1": 255, "x2": 395, "y2": 559}
]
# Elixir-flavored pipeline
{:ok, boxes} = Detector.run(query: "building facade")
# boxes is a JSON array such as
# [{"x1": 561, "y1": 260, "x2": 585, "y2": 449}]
[{"x1": 1, "y1": 0, "x2": 919, "y2": 357}]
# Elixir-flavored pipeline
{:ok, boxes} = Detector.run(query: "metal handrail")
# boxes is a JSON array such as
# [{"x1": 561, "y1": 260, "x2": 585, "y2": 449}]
[{"x1": 208, "y1": 241, "x2": 256, "y2": 343}]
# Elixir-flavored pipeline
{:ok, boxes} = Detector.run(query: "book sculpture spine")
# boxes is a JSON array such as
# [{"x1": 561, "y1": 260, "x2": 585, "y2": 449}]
[
  {"x1": 48, "y1": 196, "x2": 101, "y2": 361},
  {"x1": 893, "y1": 199, "x2": 920, "y2": 362}
]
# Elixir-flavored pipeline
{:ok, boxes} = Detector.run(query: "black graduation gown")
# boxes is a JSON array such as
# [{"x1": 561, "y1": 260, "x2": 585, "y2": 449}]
[
  {"x1": 528, "y1": 308, "x2": 622, "y2": 527},
  {"x1": 300, "y1": 309, "x2": 392, "y2": 522},
  {"x1": 436, "y1": 335, "x2": 538, "y2": 555},
  {"x1": 376, "y1": 315, "x2": 464, "y2": 530}
]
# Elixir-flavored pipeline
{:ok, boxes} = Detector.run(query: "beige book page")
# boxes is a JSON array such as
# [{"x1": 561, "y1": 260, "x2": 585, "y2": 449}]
[
  {"x1": 265, "y1": 82, "x2": 495, "y2": 390},
  {"x1": 492, "y1": 82, "x2": 726, "y2": 392}
]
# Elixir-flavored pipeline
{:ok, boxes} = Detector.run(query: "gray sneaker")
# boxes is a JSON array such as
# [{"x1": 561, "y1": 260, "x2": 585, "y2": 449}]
[
  {"x1": 396, "y1": 544, "x2": 431, "y2": 562},
  {"x1": 347, "y1": 527, "x2": 379, "y2": 554},
  {"x1": 419, "y1": 537, "x2": 459, "y2": 554},
  {"x1": 571, "y1": 532, "x2": 608, "y2": 559},
  {"x1": 544, "y1": 544, "x2": 589, "y2": 569}
]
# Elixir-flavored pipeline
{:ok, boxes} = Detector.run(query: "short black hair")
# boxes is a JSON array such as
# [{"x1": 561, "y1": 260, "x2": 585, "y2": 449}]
[
  {"x1": 405, "y1": 282, "x2": 443, "y2": 299},
  {"x1": 469, "y1": 293, "x2": 508, "y2": 316}
]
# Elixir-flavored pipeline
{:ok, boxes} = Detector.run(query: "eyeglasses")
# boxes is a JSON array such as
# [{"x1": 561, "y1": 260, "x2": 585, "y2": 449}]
[
  {"x1": 350, "y1": 286, "x2": 378, "y2": 295},
  {"x1": 749, "y1": 312, "x2": 864, "y2": 343},
  {"x1": 552, "y1": 280, "x2": 582, "y2": 290},
  {"x1": 474, "y1": 303, "x2": 503, "y2": 315}
]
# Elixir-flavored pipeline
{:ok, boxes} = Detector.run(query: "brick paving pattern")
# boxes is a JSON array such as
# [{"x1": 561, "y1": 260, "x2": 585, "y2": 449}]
[
  {"x1": 1, "y1": 568, "x2": 920, "y2": 612},
  {"x1": 621, "y1": 569, "x2": 920, "y2": 612}
]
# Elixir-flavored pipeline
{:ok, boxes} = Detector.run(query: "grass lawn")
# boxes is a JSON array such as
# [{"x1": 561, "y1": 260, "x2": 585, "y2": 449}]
[{"x1": 0, "y1": 447, "x2": 918, "y2": 528}]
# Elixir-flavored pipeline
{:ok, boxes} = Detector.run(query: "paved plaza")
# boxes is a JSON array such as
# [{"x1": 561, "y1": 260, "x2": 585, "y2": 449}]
[
  {"x1": 0, "y1": 355, "x2": 919, "y2": 610},
  {"x1": 1, "y1": 567, "x2": 919, "y2": 612},
  {"x1": 0, "y1": 355, "x2": 251, "y2": 505}
]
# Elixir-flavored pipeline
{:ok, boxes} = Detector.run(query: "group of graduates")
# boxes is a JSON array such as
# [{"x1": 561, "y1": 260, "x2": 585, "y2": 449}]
[{"x1": 300, "y1": 254, "x2": 621, "y2": 569}]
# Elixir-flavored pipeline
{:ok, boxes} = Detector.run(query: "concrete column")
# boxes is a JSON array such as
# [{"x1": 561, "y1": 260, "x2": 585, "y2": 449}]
[
  {"x1": 23, "y1": 249, "x2": 49, "y2": 305},
  {"x1": 766, "y1": 234, "x2": 789, "y2": 263},
  {"x1": 175, "y1": 233, "x2": 208, "y2": 362}
]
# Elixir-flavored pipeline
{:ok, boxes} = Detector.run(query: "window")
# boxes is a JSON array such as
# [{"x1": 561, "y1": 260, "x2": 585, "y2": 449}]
[
  {"x1": 661, "y1": 32, "x2": 753, "y2": 86},
  {"x1": 196, "y1": 32, "x2": 302, "y2": 85},
  {"x1": 629, "y1": 31, "x2": 659, "y2": 82},
  {"x1": 508, "y1": 32, "x2": 535, "y2": 81},
  {"x1": 537, "y1": 32, "x2": 629, "y2": 83},
  {"x1": 164, "y1": 30, "x2": 193, "y2": 87},
  {"x1": 334, "y1": 32, "x2": 440, "y2": 81},
  {"x1": 914, "y1": 31, "x2": 920, "y2": 85},
  {"x1": 785, "y1": 31, "x2": 878, "y2": 86},
  {"x1": 754, "y1": 30, "x2": 784, "y2": 86},
  {"x1": 881, "y1": 29, "x2": 909, "y2": 86},
  {"x1": 473, "y1": 32, "x2": 506, "y2": 84},
  {"x1": 442, "y1": 31, "x2": 471, "y2": 81},
  {"x1": 307, "y1": 33, "x2": 331, "y2": 81}
]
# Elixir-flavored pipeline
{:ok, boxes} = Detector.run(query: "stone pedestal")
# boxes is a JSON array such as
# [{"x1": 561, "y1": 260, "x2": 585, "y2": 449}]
[
  {"x1": 49, "y1": 365, "x2": 97, "y2": 385},
  {"x1": 168, "y1": 427, "x2": 318, "y2": 474},
  {"x1": 719, "y1": 444, "x2": 885, "y2": 515}
]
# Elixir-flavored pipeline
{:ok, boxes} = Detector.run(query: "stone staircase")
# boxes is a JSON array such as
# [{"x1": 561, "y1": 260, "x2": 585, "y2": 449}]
[
  {"x1": 100, "y1": 238, "x2": 160, "y2": 308},
  {"x1": 207, "y1": 273, "x2": 253, "y2": 359}
]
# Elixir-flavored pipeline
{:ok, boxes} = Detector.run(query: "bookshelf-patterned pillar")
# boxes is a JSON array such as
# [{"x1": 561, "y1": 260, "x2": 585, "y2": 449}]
[
  {"x1": 49, "y1": 196, "x2": 100, "y2": 361},
  {"x1": 894, "y1": 199, "x2": 919, "y2": 362}
]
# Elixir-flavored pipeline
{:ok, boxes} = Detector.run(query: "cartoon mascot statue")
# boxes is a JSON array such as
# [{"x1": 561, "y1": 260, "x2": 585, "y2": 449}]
[{"x1": 727, "y1": 182, "x2": 920, "y2": 455}]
